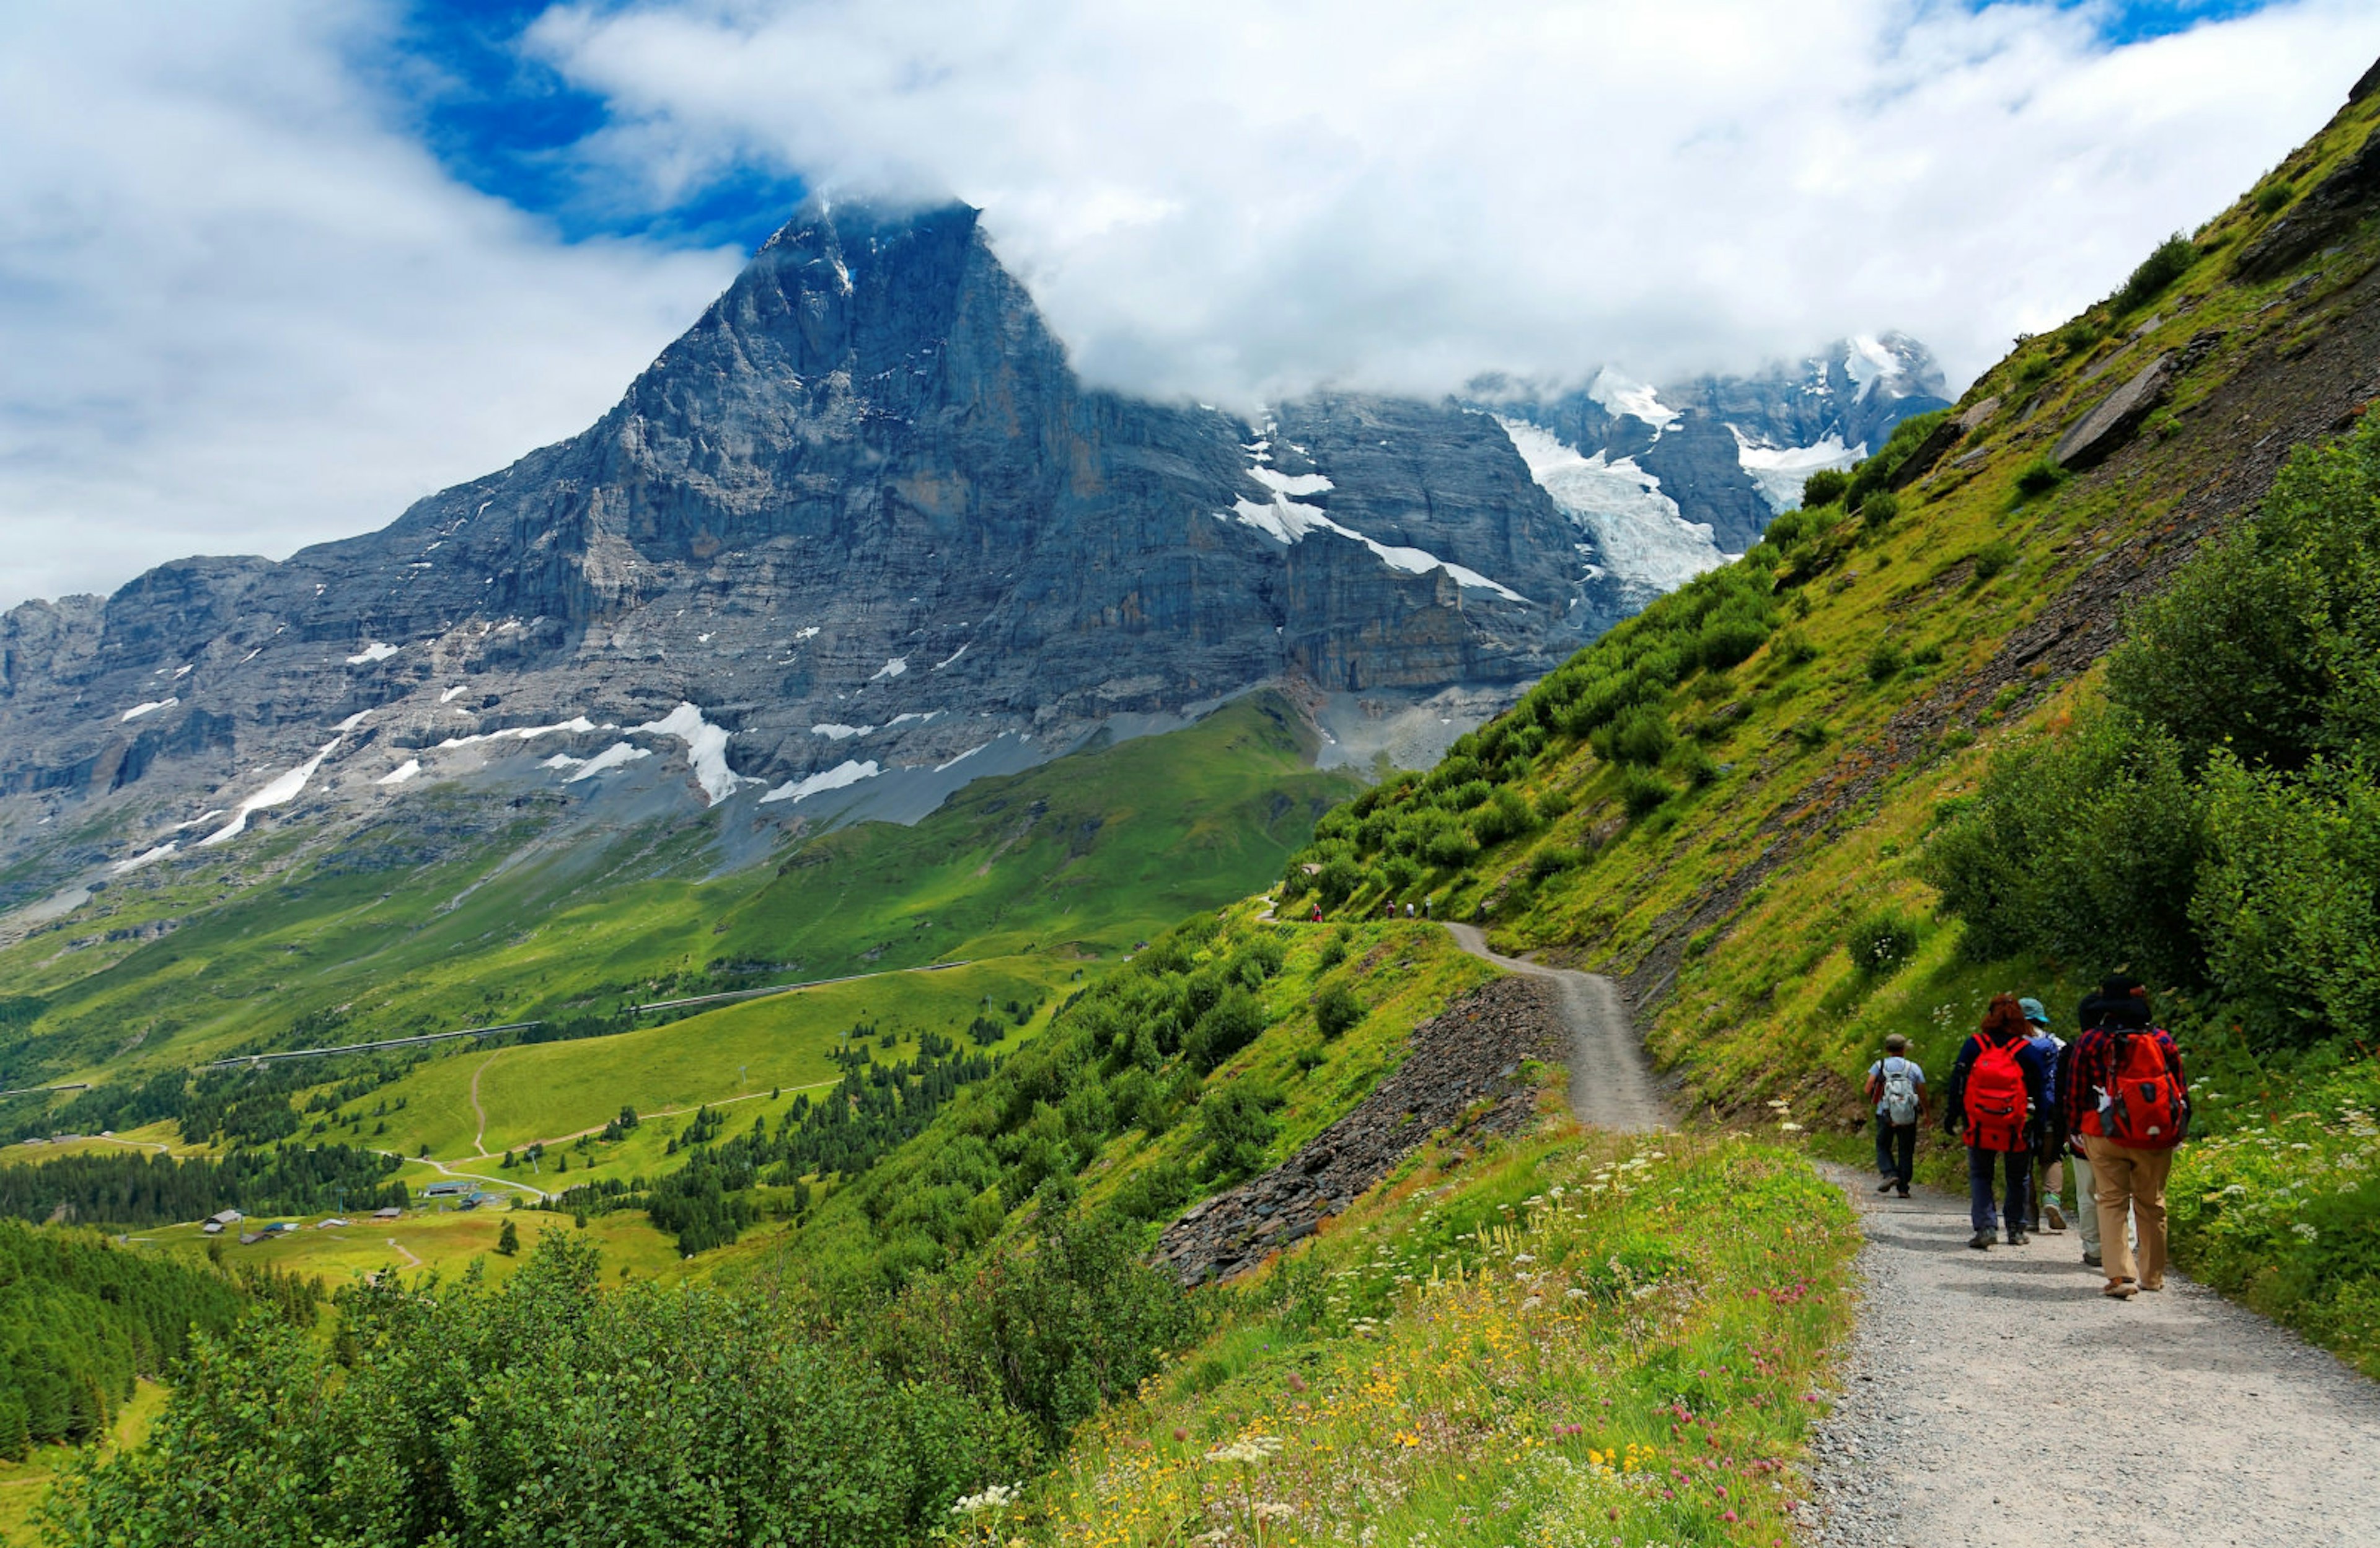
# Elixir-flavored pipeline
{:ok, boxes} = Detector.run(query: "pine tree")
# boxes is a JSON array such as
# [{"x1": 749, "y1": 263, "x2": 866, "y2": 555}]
[{"x1": 496, "y1": 1218, "x2": 519, "y2": 1256}]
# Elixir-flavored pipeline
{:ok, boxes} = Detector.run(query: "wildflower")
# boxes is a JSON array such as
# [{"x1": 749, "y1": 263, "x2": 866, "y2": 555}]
[
  {"x1": 1206, "y1": 1436, "x2": 1284, "y2": 1466},
  {"x1": 952, "y1": 1483, "x2": 1019, "y2": 1516}
]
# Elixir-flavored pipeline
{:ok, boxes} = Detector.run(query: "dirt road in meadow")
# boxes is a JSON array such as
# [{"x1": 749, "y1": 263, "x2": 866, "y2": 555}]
[
  {"x1": 1442, "y1": 923, "x2": 1667, "y2": 1131},
  {"x1": 1804, "y1": 1162, "x2": 2380, "y2": 1547}
]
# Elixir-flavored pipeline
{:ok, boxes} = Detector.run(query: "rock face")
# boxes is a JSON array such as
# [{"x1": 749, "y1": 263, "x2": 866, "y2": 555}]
[
  {"x1": 2054, "y1": 353, "x2": 2176, "y2": 472},
  {"x1": 0, "y1": 197, "x2": 1947, "y2": 897},
  {"x1": 1152, "y1": 974, "x2": 1564, "y2": 1286}
]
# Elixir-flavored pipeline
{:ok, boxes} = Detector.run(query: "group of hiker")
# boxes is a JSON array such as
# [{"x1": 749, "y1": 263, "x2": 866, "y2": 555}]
[{"x1": 1864, "y1": 975, "x2": 2190, "y2": 1301}]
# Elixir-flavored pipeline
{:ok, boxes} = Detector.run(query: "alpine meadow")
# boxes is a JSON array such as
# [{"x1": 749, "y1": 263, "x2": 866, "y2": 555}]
[{"x1": 5, "y1": 19, "x2": 2380, "y2": 1548}]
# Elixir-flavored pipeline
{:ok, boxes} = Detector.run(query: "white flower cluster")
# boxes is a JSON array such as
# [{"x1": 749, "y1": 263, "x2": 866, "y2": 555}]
[{"x1": 951, "y1": 1483, "x2": 1018, "y2": 1516}]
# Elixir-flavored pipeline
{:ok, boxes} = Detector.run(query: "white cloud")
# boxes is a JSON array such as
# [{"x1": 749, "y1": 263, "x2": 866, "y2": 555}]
[
  {"x1": 4, "y1": 1, "x2": 2374, "y2": 614},
  {"x1": 531, "y1": 0, "x2": 2379, "y2": 402},
  {"x1": 0, "y1": 0, "x2": 739, "y2": 609}
]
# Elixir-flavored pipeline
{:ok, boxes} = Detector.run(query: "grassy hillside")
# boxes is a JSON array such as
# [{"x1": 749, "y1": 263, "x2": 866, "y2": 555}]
[{"x1": 1277, "y1": 83, "x2": 2380, "y2": 1373}]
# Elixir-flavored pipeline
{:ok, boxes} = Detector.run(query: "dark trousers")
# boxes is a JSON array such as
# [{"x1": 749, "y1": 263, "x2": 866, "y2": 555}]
[
  {"x1": 1874, "y1": 1115, "x2": 1916, "y2": 1189},
  {"x1": 1967, "y1": 1143, "x2": 2030, "y2": 1235}
]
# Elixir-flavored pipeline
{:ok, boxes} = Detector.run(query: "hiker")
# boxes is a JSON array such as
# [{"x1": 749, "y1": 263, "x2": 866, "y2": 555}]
[
  {"x1": 2019, "y1": 998, "x2": 2067, "y2": 1232},
  {"x1": 1865, "y1": 1033, "x2": 1926, "y2": 1197},
  {"x1": 1405, "y1": 902, "x2": 1416, "y2": 918},
  {"x1": 1421, "y1": 896, "x2": 1432, "y2": 919},
  {"x1": 1310, "y1": 903, "x2": 1323, "y2": 924},
  {"x1": 2052, "y1": 1033, "x2": 2105, "y2": 1268},
  {"x1": 2065, "y1": 975, "x2": 2190, "y2": 1300},
  {"x1": 1943, "y1": 993, "x2": 2051, "y2": 1249}
]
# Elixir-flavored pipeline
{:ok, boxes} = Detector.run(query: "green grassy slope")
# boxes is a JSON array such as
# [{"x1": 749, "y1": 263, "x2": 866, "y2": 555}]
[
  {"x1": 0, "y1": 692, "x2": 1355, "y2": 1094},
  {"x1": 1273, "y1": 85, "x2": 2380, "y2": 1371}
]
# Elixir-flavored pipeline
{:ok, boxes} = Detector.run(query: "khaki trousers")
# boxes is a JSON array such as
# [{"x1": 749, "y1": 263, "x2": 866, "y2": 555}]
[{"x1": 2084, "y1": 1135, "x2": 2173, "y2": 1288}]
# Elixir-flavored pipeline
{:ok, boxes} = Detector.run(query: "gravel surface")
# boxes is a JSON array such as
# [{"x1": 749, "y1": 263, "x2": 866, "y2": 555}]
[
  {"x1": 1443, "y1": 922, "x2": 1668, "y2": 1132},
  {"x1": 1803, "y1": 1161, "x2": 2380, "y2": 1547}
]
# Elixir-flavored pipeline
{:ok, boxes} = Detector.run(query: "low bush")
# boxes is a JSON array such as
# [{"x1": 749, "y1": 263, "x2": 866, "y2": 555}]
[
  {"x1": 2110, "y1": 232, "x2": 2197, "y2": 314},
  {"x1": 2012, "y1": 456, "x2": 2068, "y2": 501},
  {"x1": 1313, "y1": 982, "x2": 1365, "y2": 1040},
  {"x1": 1800, "y1": 467, "x2": 1851, "y2": 508},
  {"x1": 1972, "y1": 539, "x2": 2019, "y2": 580},
  {"x1": 1846, "y1": 910, "x2": 1919, "y2": 980},
  {"x1": 1618, "y1": 769, "x2": 1675, "y2": 817}
]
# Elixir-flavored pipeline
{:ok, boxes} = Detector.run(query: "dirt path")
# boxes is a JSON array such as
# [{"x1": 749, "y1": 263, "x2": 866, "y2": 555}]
[
  {"x1": 1804, "y1": 1161, "x2": 2380, "y2": 1547},
  {"x1": 468, "y1": 1051, "x2": 499, "y2": 1157},
  {"x1": 384, "y1": 1237, "x2": 423, "y2": 1270},
  {"x1": 1442, "y1": 923, "x2": 1667, "y2": 1130}
]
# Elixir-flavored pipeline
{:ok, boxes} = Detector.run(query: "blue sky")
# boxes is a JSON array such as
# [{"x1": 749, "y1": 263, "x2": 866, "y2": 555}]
[{"x1": 4, "y1": 0, "x2": 2375, "y2": 609}]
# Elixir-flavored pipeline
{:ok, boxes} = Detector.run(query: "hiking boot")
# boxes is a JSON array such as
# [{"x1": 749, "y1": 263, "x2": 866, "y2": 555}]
[
  {"x1": 2043, "y1": 1203, "x2": 2068, "y2": 1231},
  {"x1": 1877, "y1": 1179, "x2": 1899, "y2": 1194},
  {"x1": 2007, "y1": 1229, "x2": 2030, "y2": 1246},
  {"x1": 1968, "y1": 1231, "x2": 1993, "y2": 1251},
  {"x1": 2082, "y1": 1248, "x2": 2102, "y2": 1269},
  {"x1": 2102, "y1": 1280, "x2": 2138, "y2": 1300},
  {"x1": 2139, "y1": 1279, "x2": 2165, "y2": 1292},
  {"x1": 1895, "y1": 1185, "x2": 1911, "y2": 1198}
]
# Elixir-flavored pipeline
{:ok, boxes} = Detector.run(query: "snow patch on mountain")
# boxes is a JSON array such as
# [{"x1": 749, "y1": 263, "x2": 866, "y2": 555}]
[
  {"x1": 1732, "y1": 429, "x2": 1864, "y2": 513},
  {"x1": 1496, "y1": 419, "x2": 1727, "y2": 594},
  {"x1": 120, "y1": 698, "x2": 177, "y2": 723},
  {"x1": 200, "y1": 739, "x2": 338, "y2": 847},
  {"x1": 377, "y1": 759, "x2": 422, "y2": 786},
  {"x1": 1844, "y1": 335, "x2": 1904, "y2": 402},
  {"x1": 112, "y1": 842, "x2": 178, "y2": 875},
  {"x1": 1585, "y1": 368, "x2": 1678, "y2": 431},
  {"x1": 630, "y1": 703, "x2": 747, "y2": 805},
  {"x1": 345, "y1": 642, "x2": 399, "y2": 665},
  {"x1": 1226, "y1": 441, "x2": 1528, "y2": 602},
  {"x1": 760, "y1": 759, "x2": 881, "y2": 804},
  {"x1": 563, "y1": 742, "x2": 653, "y2": 782}
]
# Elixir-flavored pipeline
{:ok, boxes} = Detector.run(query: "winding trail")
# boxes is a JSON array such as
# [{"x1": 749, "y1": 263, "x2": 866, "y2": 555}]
[
  {"x1": 1805, "y1": 1162, "x2": 2380, "y2": 1547},
  {"x1": 384, "y1": 1238, "x2": 423, "y2": 1270},
  {"x1": 468, "y1": 1051, "x2": 498, "y2": 1157},
  {"x1": 1442, "y1": 923, "x2": 1667, "y2": 1131}
]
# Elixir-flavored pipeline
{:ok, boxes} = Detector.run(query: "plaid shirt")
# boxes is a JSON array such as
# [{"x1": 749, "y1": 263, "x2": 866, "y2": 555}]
[{"x1": 2063, "y1": 1024, "x2": 2186, "y2": 1140}]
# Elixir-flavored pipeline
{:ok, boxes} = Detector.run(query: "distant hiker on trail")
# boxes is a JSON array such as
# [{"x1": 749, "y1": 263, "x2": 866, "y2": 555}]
[
  {"x1": 2019, "y1": 997, "x2": 2067, "y2": 1233},
  {"x1": 1866, "y1": 1033, "x2": 1927, "y2": 1197},
  {"x1": 1421, "y1": 897, "x2": 1432, "y2": 919},
  {"x1": 1310, "y1": 903, "x2": 1323, "y2": 923},
  {"x1": 1944, "y1": 993, "x2": 2052, "y2": 1250},
  {"x1": 2066, "y1": 975, "x2": 2190, "y2": 1300},
  {"x1": 1405, "y1": 902, "x2": 1416, "y2": 918},
  {"x1": 2054, "y1": 1033, "x2": 2108, "y2": 1269}
]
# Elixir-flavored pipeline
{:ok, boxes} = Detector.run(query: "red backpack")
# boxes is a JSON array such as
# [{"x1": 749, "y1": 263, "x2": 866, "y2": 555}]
[
  {"x1": 1963, "y1": 1034, "x2": 2029, "y2": 1151},
  {"x1": 2104, "y1": 1029, "x2": 2189, "y2": 1149}
]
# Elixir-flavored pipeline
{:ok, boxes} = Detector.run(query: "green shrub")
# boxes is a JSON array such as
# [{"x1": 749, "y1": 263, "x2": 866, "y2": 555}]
[
  {"x1": 1791, "y1": 719, "x2": 1830, "y2": 750},
  {"x1": 1316, "y1": 930, "x2": 1349, "y2": 969},
  {"x1": 1669, "y1": 742, "x2": 1720, "y2": 789},
  {"x1": 1312, "y1": 982, "x2": 1364, "y2": 1040},
  {"x1": 1194, "y1": 1086, "x2": 1280, "y2": 1182},
  {"x1": 1618, "y1": 769, "x2": 1673, "y2": 817},
  {"x1": 1772, "y1": 629, "x2": 1818, "y2": 667},
  {"x1": 1972, "y1": 539, "x2": 2019, "y2": 580},
  {"x1": 2111, "y1": 232, "x2": 2197, "y2": 314},
  {"x1": 2012, "y1": 456, "x2": 2068, "y2": 501},
  {"x1": 1470, "y1": 788, "x2": 1535, "y2": 847},
  {"x1": 1696, "y1": 611, "x2": 1771, "y2": 669},
  {"x1": 1860, "y1": 490, "x2": 1901, "y2": 532},
  {"x1": 2255, "y1": 181, "x2": 2295, "y2": 217},
  {"x1": 1595, "y1": 704, "x2": 1673, "y2": 767},
  {"x1": 1527, "y1": 847, "x2": 1581, "y2": 884},
  {"x1": 1800, "y1": 468, "x2": 1851, "y2": 508},
  {"x1": 1866, "y1": 640, "x2": 1906, "y2": 684},
  {"x1": 1846, "y1": 910, "x2": 1919, "y2": 979}
]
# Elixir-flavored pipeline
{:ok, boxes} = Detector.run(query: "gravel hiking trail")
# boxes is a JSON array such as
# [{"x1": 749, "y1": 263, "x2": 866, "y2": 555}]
[
  {"x1": 1805, "y1": 1161, "x2": 2380, "y2": 1547},
  {"x1": 1443, "y1": 923, "x2": 1667, "y2": 1131}
]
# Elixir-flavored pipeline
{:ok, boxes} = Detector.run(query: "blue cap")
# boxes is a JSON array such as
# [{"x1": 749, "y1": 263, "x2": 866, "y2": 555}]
[{"x1": 2017, "y1": 996, "x2": 2050, "y2": 1027}]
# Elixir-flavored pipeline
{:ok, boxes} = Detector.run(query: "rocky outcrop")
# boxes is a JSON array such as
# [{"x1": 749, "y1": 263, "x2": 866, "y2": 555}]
[
  {"x1": 2054, "y1": 353, "x2": 2176, "y2": 472},
  {"x1": 1152, "y1": 974, "x2": 1564, "y2": 1286},
  {"x1": 2235, "y1": 121, "x2": 2380, "y2": 284}
]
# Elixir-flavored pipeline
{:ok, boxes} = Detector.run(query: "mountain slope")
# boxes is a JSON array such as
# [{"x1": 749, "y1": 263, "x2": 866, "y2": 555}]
[{"x1": 1277, "y1": 66, "x2": 2380, "y2": 1369}]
